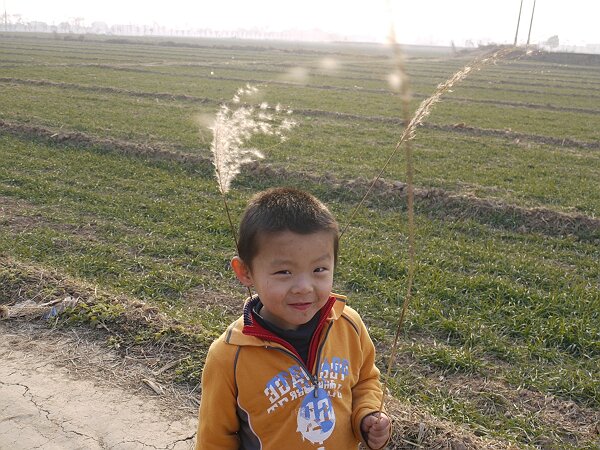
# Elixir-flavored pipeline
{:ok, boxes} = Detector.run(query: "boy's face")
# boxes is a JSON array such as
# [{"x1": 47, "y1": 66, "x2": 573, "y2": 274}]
[{"x1": 232, "y1": 230, "x2": 335, "y2": 330}]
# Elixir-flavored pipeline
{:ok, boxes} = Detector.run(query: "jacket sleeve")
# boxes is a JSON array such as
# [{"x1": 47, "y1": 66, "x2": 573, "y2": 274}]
[
  {"x1": 195, "y1": 339, "x2": 240, "y2": 450},
  {"x1": 349, "y1": 313, "x2": 389, "y2": 449}
]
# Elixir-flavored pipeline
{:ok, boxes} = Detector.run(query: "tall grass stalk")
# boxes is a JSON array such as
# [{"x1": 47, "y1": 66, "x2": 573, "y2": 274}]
[
  {"x1": 377, "y1": 24, "x2": 416, "y2": 418},
  {"x1": 336, "y1": 43, "x2": 522, "y2": 416},
  {"x1": 208, "y1": 85, "x2": 296, "y2": 293}
]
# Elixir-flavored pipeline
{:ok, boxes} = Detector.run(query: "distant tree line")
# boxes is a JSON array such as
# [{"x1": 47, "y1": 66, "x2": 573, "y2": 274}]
[{"x1": 0, "y1": 15, "x2": 341, "y2": 41}]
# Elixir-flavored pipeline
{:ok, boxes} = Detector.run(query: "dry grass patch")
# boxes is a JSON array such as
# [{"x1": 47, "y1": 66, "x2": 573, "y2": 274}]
[
  {"x1": 183, "y1": 285, "x2": 243, "y2": 319},
  {"x1": 385, "y1": 397, "x2": 516, "y2": 449},
  {"x1": 442, "y1": 376, "x2": 600, "y2": 446},
  {"x1": 0, "y1": 257, "x2": 211, "y2": 382},
  {"x1": 0, "y1": 194, "x2": 101, "y2": 240}
]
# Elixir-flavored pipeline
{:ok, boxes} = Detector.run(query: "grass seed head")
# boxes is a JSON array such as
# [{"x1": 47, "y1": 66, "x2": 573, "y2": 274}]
[{"x1": 209, "y1": 85, "x2": 297, "y2": 194}]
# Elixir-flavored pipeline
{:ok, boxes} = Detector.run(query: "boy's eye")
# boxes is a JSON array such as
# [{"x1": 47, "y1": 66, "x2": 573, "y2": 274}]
[
  {"x1": 274, "y1": 270, "x2": 291, "y2": 275},
  {"x1": 314, "y1": 267, "x2": 328, "y2": 273}
]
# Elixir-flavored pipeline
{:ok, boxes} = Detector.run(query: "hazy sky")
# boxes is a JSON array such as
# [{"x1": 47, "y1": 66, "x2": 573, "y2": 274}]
[{"x1": 6, "y1": 0, "x2": 600, "y2": 45}]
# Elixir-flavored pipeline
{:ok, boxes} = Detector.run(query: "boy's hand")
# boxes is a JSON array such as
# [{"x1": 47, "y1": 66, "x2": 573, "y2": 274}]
[{"x1": 360, "y1": 412, "x2": 391, "y2": 449}]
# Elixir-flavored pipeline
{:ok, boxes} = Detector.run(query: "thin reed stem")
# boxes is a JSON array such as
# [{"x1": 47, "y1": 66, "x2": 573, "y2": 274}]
[
  {"x1": 339, "y1": 139, "x2": 404, "y2": 240},
  {"x1": 377, "y1": 22, "x2": 416, "y2": 418},
  {"x1": 221, "y1": 194, "x2": 254, "y2": 298},
  {"x1": 221, "y1": 193, "x2": 239, "y2": 253}
]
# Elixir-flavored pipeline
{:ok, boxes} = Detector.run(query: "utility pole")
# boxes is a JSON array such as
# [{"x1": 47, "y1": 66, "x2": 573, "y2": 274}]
[
  {"x1": 526, "y1": 0, "x2": 537, "y2": 47},
  {"x1": 514, "y1": 0, "x2": 524, "y2": 46}
]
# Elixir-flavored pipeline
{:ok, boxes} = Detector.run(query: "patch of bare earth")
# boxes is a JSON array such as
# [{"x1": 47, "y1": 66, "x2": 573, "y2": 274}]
[
  {"x1": 0, "y1": 195, "x2": 102, "y2": 242},
  {"x1": 2, "y1": 119, "x2": 598, "y2": 241},
  {"x1": 0, "y1": 195, "x2": 46, "y2": 231},
  {"x1": 0, "y1": 320, "x2": 197, "y2": 449},
  {"x1": 183, "y1": 285, "x2": 243, "y2": 319}
]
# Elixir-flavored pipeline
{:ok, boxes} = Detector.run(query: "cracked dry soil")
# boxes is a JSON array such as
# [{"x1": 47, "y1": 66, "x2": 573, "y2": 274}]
[{"x1": 0, "y1": 323, "x2": 197, "y2": 450}]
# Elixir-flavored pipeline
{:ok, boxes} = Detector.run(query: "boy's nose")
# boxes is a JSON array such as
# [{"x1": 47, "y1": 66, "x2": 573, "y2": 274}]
[{"x1": 292, "y1": 275, "x2": 313, "y2": 294}]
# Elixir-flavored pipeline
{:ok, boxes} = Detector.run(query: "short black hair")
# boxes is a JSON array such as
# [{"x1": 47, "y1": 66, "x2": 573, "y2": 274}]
[{"x1": 237, "y1": 187, "x2": 339, "y2": 266}]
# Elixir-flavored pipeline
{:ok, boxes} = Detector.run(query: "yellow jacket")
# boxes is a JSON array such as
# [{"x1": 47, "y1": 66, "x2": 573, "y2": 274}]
[{"x1": 196, "y1": 295, "x2": 385, "y2": 449}]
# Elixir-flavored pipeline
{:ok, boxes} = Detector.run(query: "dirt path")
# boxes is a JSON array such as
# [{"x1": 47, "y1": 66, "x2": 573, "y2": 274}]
[{"x1": 0, "y1": 322, "x2": 198, "y2": 450}]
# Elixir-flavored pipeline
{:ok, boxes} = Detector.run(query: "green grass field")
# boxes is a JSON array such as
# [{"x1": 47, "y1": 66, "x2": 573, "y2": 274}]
[{"x1": 1, "y1": 33, "x2": 599, "y2": 448}]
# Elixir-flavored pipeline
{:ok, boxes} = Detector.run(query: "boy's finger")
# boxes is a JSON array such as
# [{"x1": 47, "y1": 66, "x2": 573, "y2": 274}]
[
  {"x1": 362, "y1": 415, "x2": 377, "y2": 430},
  {"x1": 372, "y1": 418, "x2": 390, "y2": 430},
  {"x1": 370, "y1": 427, "x2": 387, "y2": 438}
]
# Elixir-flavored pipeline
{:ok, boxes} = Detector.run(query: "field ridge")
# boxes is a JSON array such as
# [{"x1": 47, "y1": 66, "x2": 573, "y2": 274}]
[
  {"x1": 3, "y1": 75, "x2": 600, "y2": 117},
  {"x1": 2, "y1": 118, "x2": 598, "y2": 241},
  {"x1": 8, "y1": 76, "x2": 594, "y2": 149}
]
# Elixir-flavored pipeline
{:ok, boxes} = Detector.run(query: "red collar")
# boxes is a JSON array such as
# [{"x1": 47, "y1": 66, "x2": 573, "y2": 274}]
[{"x1": 242, "y1": 296, "x2": 337, "y2": 371}]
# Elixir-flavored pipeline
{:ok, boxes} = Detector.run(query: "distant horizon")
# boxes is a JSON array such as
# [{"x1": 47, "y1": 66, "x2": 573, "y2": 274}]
[
  {"x1": 4, "y1": 0, "x2": 600, "y2": 49},
  {"x1": 3, "y1": 26, "x2": 600, "y2": 56}
]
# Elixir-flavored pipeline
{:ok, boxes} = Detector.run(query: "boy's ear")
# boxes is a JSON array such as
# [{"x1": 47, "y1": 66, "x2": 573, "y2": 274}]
[{"x1": 231, "y1": 256, "x2": 253, "y2": 287}]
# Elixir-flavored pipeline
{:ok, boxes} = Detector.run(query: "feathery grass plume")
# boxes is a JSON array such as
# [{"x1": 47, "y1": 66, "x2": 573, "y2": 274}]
[
  {"x1": 209, "y1": 84, "x2": 296, "y2": 249},
  {"x1": 341, "y1": 46, "x2": 521, "y2": 239}
]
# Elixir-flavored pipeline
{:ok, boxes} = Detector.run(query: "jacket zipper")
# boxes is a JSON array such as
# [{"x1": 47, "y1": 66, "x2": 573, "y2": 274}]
[
  {"x1": 267, "y1": 347, "x2": 318, "y2": 390},
  {"x1": 312, "y1": 321, "x2": 334, "y2": 396},
  {"x1": 265, "y1": 321, "x2": 335, "y2": 398}
]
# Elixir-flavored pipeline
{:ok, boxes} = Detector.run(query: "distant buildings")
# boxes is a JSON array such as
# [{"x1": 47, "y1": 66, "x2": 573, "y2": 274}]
[
  {"x1": 0, "y1": 17, "x2": 350, "y2": 42},
  {"x1": 1, "y1": 17, "x2": 599, "y2": 52}
]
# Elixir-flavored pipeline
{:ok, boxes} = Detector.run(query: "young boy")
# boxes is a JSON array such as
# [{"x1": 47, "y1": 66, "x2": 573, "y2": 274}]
[{"x1": 196, "y1": 187, "x2": 391, "y2": 449}]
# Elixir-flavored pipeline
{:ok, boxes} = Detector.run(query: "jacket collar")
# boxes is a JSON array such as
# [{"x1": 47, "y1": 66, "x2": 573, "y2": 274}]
[{"x1": 224, "y1": 293, "x2": 346, "y2": 347}]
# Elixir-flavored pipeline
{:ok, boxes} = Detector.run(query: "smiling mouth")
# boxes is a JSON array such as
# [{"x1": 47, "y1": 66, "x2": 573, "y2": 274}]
[{"x1": 289, "y1": 302, "x2": 312, "y2": 311}]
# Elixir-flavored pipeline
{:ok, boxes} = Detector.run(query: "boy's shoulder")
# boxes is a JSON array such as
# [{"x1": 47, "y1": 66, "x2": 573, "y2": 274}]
[
  {"x1": 209, "y1": 314, "x2": 264, "y2": 350},
  {"x1": 204, "y1": 316, "x2": 247, "y2": 368},
  {"x1": 330, "y1": 293, "x2": 367, "y2": 336},
  {"x1": 213, "y1": 315, "x2": 244, "y2": 345}
]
